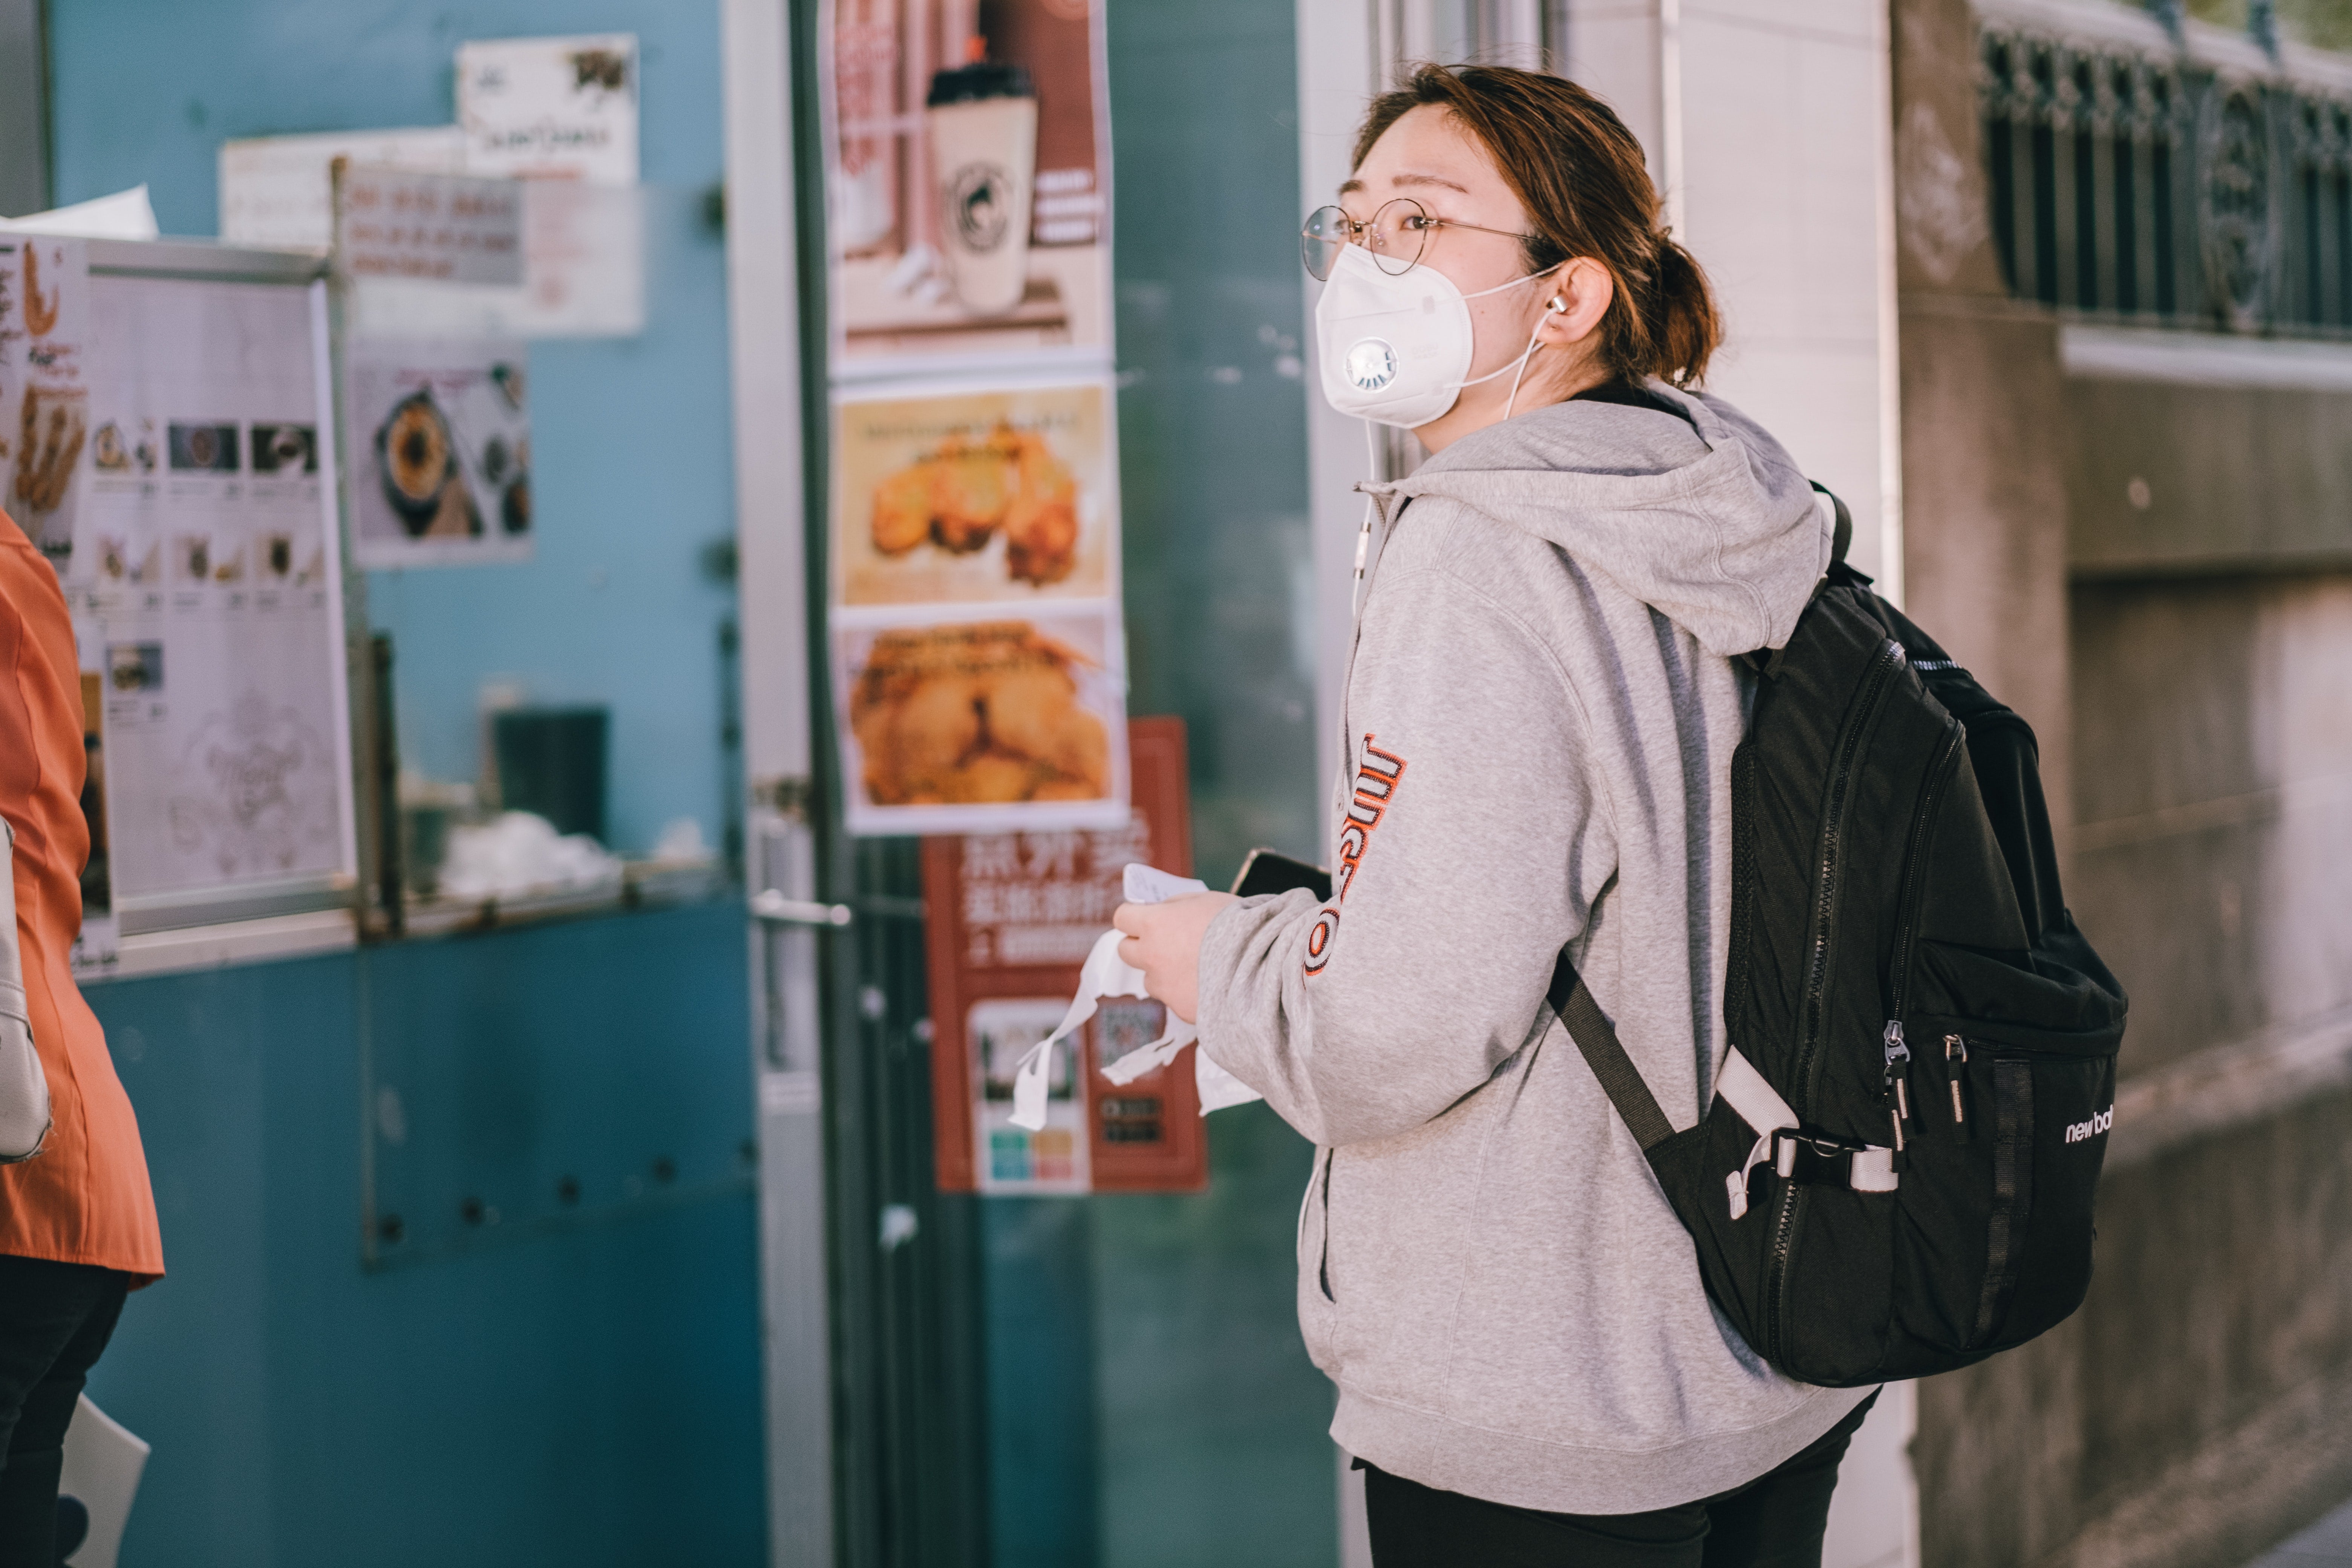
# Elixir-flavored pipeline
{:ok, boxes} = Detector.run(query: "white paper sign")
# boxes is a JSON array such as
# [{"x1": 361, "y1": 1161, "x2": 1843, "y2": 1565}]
[
  {"x1": 458, "y1": 34, "x2": 640, "y2": 184},
  {"x1": 456, "y1": 35, "x2": 645, "y2": 336},
  {"x1": 219, "y1": 128, "x2": 467, "y2": 251},
  {"x1": 58, "y1": 1395, "x2": 149, "y2": 1568},
  {"x1": 335, "y1": 167, "x2": 524, "y2": 288}
]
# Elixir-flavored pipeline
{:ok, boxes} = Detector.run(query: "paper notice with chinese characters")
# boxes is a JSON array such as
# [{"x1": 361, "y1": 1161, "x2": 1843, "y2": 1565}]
[
  {"x1": 334, "y1": 166, "x2": 525, "y2": 287},
  {"x1": 220, "y1": 127, "x2": 467, "y2": 250}
]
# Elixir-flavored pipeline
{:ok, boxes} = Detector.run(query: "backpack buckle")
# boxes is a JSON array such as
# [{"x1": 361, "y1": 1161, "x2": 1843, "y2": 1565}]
[
  {"x1": 1772, "y1": 1130, "x2": 1898, "y2": 1193},
  {"x1": 1774, "y1": 1129, "x2": 1860, "y2": 1181}
]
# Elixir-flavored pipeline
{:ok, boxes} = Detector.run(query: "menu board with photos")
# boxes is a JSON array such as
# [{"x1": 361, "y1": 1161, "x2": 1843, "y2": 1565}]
[{"x1": 41, "y1": 247, "x2": 356, "y2": 954}]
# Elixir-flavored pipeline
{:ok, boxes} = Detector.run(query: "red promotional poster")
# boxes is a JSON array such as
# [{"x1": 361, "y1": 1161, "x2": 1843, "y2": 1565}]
[{"x1": 923, "y1": 717, "x2": 1207, "y2": 1194}]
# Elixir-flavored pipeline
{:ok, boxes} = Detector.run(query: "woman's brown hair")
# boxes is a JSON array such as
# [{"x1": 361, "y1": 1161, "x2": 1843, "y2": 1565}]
[{"x1": 1354, "y1": 64, "x2": 1720, "y2": 387}]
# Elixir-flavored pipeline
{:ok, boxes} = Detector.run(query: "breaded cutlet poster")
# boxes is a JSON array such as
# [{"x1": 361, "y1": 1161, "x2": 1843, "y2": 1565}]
[
  {"x1": 832, "y1": 379, "x2": 1113, "y2": 607},
  {"x1": 831, "y1": 609, "x2": 1129, "y2": 836}
]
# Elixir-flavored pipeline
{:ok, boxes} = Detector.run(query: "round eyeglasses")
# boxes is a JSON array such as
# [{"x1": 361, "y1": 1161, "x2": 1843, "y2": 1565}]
[{"x1": 1301, "y1": 198, "x2": 1539, "y2": 280}]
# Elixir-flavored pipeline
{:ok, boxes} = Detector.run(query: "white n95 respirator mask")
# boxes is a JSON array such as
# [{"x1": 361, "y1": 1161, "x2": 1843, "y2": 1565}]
[{"x1": 1314, "y1": 242, "x2": 1557, "y2": 428}]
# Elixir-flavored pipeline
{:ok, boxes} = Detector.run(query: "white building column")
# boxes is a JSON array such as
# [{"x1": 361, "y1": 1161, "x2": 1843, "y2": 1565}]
[{"x1": 1560, "y1": 0, "x2": 1906, "y2": 596}]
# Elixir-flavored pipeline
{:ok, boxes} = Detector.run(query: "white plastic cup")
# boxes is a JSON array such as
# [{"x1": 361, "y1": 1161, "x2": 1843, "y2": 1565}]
[{"x1": 925, "y1": 60, "x2": 1037, "y2": 317}]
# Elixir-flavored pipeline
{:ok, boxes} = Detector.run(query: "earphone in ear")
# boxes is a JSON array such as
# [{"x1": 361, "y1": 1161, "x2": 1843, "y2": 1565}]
[{"x1": 1547, "y1": 296, "x2": 1567, "y2": 315}]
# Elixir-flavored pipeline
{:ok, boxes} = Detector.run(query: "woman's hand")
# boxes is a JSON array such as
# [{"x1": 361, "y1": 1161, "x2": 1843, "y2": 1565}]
[{"x1": 1112, "y1": 892, "x2": 1237, "y2": 1025}]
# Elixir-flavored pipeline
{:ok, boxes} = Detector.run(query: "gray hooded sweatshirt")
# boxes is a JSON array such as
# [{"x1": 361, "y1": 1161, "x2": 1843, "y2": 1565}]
[{"x1": 1196, "y1": 384, "x2": 1876, "y2": 1516}]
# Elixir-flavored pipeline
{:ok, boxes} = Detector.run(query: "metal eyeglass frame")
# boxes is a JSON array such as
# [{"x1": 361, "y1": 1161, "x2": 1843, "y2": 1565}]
[{"x1": 1302, "y1": 197, "x2": 1540, "y2": 280}]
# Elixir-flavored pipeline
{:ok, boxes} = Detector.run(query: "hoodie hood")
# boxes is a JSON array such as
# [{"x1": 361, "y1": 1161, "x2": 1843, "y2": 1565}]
[{"x1": 1364, "y1": 383, "x2": 1834, "y2": 657}]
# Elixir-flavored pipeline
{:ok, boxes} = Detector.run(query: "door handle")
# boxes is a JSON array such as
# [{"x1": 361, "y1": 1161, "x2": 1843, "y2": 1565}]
[{"x1": 749, "y1": 889, "x2": 854, "y2": 927}]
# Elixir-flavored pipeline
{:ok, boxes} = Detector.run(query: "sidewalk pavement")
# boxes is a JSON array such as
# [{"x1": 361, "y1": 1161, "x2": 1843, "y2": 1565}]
[{"x1": 2253, "y1": 1499, "x2": 2352, "y2": 1566}]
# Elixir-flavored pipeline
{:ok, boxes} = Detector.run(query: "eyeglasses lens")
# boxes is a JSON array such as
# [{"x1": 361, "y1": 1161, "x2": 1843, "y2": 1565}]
[
  {"x1": 1369, "y1": 199, "x2": 1427, "y2": 276},
  {"x1": 1300, "y1": 200, "x2": 1429, "y2": 281},
  {"x1": 1302, "y1": 206, "x2": 1349, "y2": 281}
]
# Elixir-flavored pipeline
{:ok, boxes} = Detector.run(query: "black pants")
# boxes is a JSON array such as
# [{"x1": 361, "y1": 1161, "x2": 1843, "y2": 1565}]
[
  {"x1": 1363, "y1": 1390, "x2": 1880, "y2": 1568},
  {"x1": 0, "y1": 1256, "x2": 129, "y2": 1568}
]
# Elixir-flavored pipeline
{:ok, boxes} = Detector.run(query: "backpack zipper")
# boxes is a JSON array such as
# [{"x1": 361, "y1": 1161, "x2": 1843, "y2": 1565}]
[
  {"x1": 1792, "y1": 639, "x2": 1906, "y2": 1101},
  {"x1": 1883, "y1": 721, "x2": 1966, "y2": 1037},
  {"x1": 1763, "y1": 635, "x2": 1906, "y2": 1363},
  {"x1": 1883, "y1": 1022, "x2": 1912, "y2": 1150},
  {"x1": 1876, "y1": 721, "x2": 1966, "y2": 1155}
]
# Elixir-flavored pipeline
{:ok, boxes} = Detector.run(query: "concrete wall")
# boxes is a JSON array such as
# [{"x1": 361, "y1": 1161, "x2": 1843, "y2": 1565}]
[
  {"x1": 1914, "y1": 1086, "x2": 2352, "y2": 1568},
  {"x1": 2068, "y1": 375, "x2": 2352, "y2": 577},
  {"x1": 1894, "y1": 0, "x2": 2352, "y2": 1563},
  {"x1": 2070, "y1": 570, "x2": 2352, "y2": 1077}
]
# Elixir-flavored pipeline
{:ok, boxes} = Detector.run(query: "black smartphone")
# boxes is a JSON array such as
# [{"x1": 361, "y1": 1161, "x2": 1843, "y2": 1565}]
[{"x1": 1229, "y1": 848, "x2": 1333, "y2": 902}]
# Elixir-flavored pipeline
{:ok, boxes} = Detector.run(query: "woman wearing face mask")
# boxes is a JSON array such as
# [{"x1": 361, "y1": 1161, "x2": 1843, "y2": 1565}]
[{"x1": 1113, "y1": 65, "x2": 1873, "y2": 1565}]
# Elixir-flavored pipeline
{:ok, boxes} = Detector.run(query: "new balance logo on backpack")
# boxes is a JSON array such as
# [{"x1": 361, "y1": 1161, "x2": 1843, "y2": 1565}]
[
  {"x1": 2066, "y1": 1107, "x2": 2114, "y2": 1144},
  {"x1": 1548, "y1": 485, "x2": 2128, "y2": 1387}
]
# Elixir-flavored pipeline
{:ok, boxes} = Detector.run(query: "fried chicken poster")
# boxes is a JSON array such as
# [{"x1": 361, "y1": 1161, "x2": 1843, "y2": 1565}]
[
  {"x1": 833, "y1": 381, "x2": 1112, "y2": 606},
  {"x1": 0, "y1": 238, "x2": 93, "y2": 568},
  {"x1": 835, "y1": 612, "x2": 1129, "y2": 835}
]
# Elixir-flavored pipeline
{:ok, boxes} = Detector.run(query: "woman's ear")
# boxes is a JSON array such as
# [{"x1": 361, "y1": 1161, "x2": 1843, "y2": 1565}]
[{"x1": 1536, "y1": 257, "x2": 1613, "y2": 349}]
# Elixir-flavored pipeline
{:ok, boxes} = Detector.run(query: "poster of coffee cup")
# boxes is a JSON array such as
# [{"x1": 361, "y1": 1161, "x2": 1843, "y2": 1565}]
[
  {"x1": 832, "y1": 608, "x2": 1130, "y2": 835},
  {"x1": 342, "y1": 337, "x2": 531, "y2": 568},
  {"x1": 825, "y1": 0, "x2": 1110, "y2": 367},
  {"x1": 834, "y1": 378, "x2": 1115, "y2": 606}
]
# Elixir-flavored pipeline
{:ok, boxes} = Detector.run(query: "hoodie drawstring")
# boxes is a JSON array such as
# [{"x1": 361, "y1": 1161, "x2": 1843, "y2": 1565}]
[{"x1": 1352, "y1": 421, "x2": 1380, "y2": 622}]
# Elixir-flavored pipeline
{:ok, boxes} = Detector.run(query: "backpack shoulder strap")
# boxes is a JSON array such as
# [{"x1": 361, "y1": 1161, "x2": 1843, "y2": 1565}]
[
  {"x1": 1811, "y1": 480, "x2": 1853, "y2": 568},
  {"x1": 1547, "y1": 950, "x2": 1674, "y2": 1150}
]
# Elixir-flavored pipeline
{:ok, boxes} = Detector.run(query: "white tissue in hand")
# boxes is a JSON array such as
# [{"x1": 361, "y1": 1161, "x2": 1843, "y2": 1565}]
[
  {"x1": 1194, "y1": 1050, "x2": 1263, "y2": 1113},
  {"x1": 1007, "y1": 863, "x2": 1206, "y2": 1132},
  {"x1": 1121, "y1": 862, "x2": 1206, "y2": 905},
  {"x1": 1009, "y1": 929, "x2": 1149, "y2": 1131},
  {"x1": 1006, "y1": 861, "x2": 1268, "y2": 1130},
  {"x1": 1118, "y1": 864, "x2": 1265, "y2": 1113}
]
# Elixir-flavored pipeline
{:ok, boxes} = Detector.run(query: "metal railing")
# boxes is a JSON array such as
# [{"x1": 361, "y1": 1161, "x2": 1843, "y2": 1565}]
[
  {"x1": 1979, "y1": 6, "x2": 2352, "y2": 336},
  {"x1": 1368, "y1": 0, "x2": 1571, "y2": 81}
]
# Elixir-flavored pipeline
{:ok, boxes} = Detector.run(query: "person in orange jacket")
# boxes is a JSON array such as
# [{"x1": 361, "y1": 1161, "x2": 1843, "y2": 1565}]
[{"x1": 0, "y1": 510, "x2": 163, "y2": 1565}]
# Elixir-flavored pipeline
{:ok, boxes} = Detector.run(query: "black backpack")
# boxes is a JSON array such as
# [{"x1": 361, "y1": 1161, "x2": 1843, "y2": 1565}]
[{"x1": 1551, "y1": 490, "x2": 2128, "y2": 1387}]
